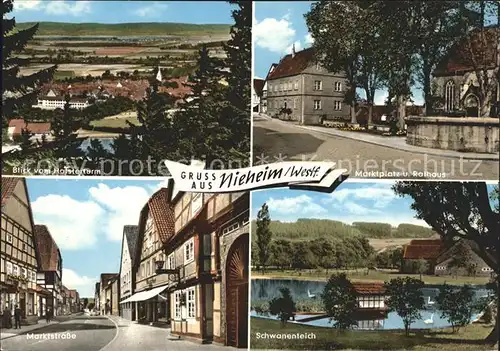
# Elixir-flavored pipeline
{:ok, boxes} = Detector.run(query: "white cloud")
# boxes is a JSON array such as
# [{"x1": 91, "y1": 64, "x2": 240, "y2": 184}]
[
  {"x1": 304, "y1": 33, "x2": 314, "y2": 46},
  {"x1": 266, "y1": 194, "x2": 327, "y2": 216},
  {"x1": 88, "y1": 183, "x2": 152, "y2": 241},
  {"x1": 45, "y1": 1, "x2": 91, "y2": 16},
  {"x1": 62, "y1": 268, "x2": 96, "y2": 297},
  {"x1": 134, "y1": 2, "x2": 168, "y2": 17},
  {"x1": 31, "y1": 194, "x2": 104, "y2": 250},
  {"x1": 254, "y1": 14, "x2": 296, "y2": 54},
  {"x1": 13, "y1": 0, "x2": 42, "y2": 11},
  {"x1": 327, "y1": 184, "x2": 397, "y2": 210},
  {"x1": 374, "y1": 90, "x2": 389, "y2": 105}
]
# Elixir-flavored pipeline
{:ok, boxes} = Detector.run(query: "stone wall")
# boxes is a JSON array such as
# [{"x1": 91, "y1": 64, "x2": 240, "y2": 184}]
[{"x1": 406, "y1": 116, "x2": 499, "y2": 153}]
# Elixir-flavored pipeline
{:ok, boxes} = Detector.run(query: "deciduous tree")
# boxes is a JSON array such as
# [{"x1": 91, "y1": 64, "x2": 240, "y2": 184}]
[
  {"x1": 256, "y1": 203, "x2": 272, "y2": 274},
  {"x1": 322, "y1": 273, "x2": 358, "y2": 330}
]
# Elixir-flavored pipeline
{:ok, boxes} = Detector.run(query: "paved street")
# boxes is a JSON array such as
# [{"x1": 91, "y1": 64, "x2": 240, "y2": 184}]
[
  {"x1": 253, "y1": 115, "x2": 499, "y2": 180},
  {"x1": 1, "y1": 314, "x2": 233, "y2": 351}
]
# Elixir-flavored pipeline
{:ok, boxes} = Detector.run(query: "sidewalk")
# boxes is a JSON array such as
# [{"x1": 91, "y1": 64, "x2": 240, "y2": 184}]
[
  {"x1": 0, "y1": 315, "x2": 70, "y2": 340},
  {"x1": 294, "y1": 123, "x2": 500, "y2": 161}
]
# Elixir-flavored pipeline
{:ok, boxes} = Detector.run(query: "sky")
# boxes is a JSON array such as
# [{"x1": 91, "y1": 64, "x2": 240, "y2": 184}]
[
  {"x1": 251, "y1": 181, "x2": 430, "y2": 226},
  {"x1": 254, "y1": 1, "x2": 423, "y2": 106},
  {"x1": 11, "y1": 0, "x2": 233, "y2": 24},
  {"x1": 26, "y1": 177, "x2": 170, "y2": 297}
]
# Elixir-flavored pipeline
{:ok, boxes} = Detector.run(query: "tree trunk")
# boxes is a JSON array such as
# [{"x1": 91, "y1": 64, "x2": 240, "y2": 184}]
[
  {"x1": 423, "y1": 68, "x2": 432, "y2": 116},
  {"x1": 480, "y1": 90, "x2": 493, "y2": 117},
  {"x1": 350, "y1": 104, "x2": 357, "y2": 124},
  {"x1": 397, "y1": 95, "x2": 406, "y2": 130},
  {"x1": 368, "y1": 103, "x2": 373, "y2": 125}
]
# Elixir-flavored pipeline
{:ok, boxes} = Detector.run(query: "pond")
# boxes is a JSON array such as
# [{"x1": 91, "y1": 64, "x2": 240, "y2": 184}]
[{"x1": 251, "y1": 278, "x2": 492, "y2": 330}]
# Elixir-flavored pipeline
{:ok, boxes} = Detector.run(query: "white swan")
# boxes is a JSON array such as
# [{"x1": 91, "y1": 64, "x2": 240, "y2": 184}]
[
  {"x1": 424, "y1": 313, "x2": 434, "y2": 324},
  {"x1": 307, "y1": 290, "x2": 316, "y2": 298},
  {"x1": 427, "y1": 296, "x2": 435, "y2": 305}
]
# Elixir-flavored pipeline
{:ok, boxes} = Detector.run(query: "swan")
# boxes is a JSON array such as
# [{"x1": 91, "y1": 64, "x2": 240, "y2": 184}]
[
  {"x1": 427, "y1": 296, "x2": 435, "y2": 305},
  {"x1": 307, "y1": 289, "x2": 316, "y2": 298},
  {"x1": 424, "y1": 313, "x2": 434, "y2": 324}
]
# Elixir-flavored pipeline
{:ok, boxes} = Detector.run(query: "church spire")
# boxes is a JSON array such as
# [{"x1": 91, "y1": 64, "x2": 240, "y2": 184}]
[{"x1": 292, "y1": 42, "x2": 296, "y2": 58}]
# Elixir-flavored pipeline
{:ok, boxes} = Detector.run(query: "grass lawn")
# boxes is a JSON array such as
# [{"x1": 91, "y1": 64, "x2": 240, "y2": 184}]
[
  {"x1": 251, "y1": 269, "x2": 490, "y2": 286},
  {"x1": 89, "y1": 116, "x2": 140, "y2": 128},
  {"x1": 53, "y1": 70, "x2": 75, "y2": 80},
  {"x1": 250, "y1": 317, "x2": 496, "y2": 350}
]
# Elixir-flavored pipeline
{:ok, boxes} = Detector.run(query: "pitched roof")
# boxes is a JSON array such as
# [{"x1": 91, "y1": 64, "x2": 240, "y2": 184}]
[
  {"x1": 433, "y1": 26, "x2": 499, "y2": 76},
  {"x1": 253, "y1": 78, "x2": 265, "y2": 96},
  {"x1": 267, "y1": 47, "x2": 315, "y2": 80},
  {"x1": 145, "y1": 188, "x2": 175, "y2": 244},
  {"x1": 403, "y1": 239, "x2": 444, "y2": 260},
  {"x1": 352, "y1": 282, "x2": 386, "y2": 295},
  {"x1": 124, "y1": 225, "x2": 139, "y2": 263},
  {"x1": 33, "y1": 225, "x2": 60, "y2": 272},
  {"x1": 100, "y1": 273, "x2": 118, "y2": 288},
  {"x1": 1, "y1": 177, "x2": 20, "y2": 205},
  {"x1": 436, "y1": 239, "x2": 496, "y2": 266},
  {"x1": 8, "y1": 119, "x2": 51, "y2": 135}
]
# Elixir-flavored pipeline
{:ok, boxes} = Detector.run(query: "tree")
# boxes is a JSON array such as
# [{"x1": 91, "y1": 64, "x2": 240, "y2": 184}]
[
  {"x1": 19, "y1": 126, "x2": 34, "y2": 153},
  {"x1": 217, "y1": 0, "x2": 251, "y2": 166},
  {"x1": 271, "y1": 240, "x2": 293, "y2": 271},
  {"x1": 51, "y1": 98, "x2": 85, "y2": 158},
  {"x1": 385, "y1": 277, "x2": 425, "y2": 336},
  {"x1": 256, "y1": 203, "x2": 272, "y2": 273},
  {"x1": 393, "y1": 182, "x2": 499, "y2": 344},
  {"x1": 414, "y1": 258, "x2": 430, "y2": 280},
  {"x1": 2, "y1": 0, "x2": 56, "y2": 118},
  {"x1": 269, "y1": 287, "x2": 296, "y2": 325},
  {"x1": 83, "y1": 298, "x2": 89, "y2": 309},
  {"x1": 436, "y1": 284, "x2": 475, "y2": 333},
  {"x1": 391, "y1": 248, "x2": 404, "y2": 269},
  {"x1": 322, "y1": 273, "x2": 358, "y2": 330}
]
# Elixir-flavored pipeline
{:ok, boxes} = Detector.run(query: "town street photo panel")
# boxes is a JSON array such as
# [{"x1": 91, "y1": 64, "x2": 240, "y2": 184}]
[{"x1": 0, "y1": 176, "x2": 250, "y2": 349}]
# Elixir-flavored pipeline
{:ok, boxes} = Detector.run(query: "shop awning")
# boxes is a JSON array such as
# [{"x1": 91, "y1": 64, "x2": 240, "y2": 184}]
[{"x1": 120, "y1": 285, "x2": 168, "y2": 304}]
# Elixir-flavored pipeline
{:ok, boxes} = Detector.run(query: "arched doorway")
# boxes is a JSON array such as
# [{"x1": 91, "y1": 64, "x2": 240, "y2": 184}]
[
  {"x1": 465, "y1": 94, "x2": 479, "y2": 117},
  {"x1": 225, "y1": 233, "x2": 249, "y2": 348}
]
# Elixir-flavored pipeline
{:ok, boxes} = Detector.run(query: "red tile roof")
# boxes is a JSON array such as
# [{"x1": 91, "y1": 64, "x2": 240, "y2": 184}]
[
  {"x1": 33, "y1": 225, "x2": 60, "y2": 272},
  {"x1": 434, "y1": 26, "x2": 499, "y2": 75},
  {"x1": 253, "y1": 78, "x2": 265, "y2": 96},
  {"x1": 403, "y1": 239, "x2": 444, "y2": 260},
  {"x1": 352, "y1": 282, "x2": 386, "y2": 295},
  {"x1": 146, "y1": 188, "x2": 175, "y2": 244},
  {"x1": 8, "y1": 119, "x2": 51, "y2": 135},
  {"x1": 268, "y1": 47, "x2": 315, "y2": 80},
  {"x1": 1, "y1": 177, "x2": 20, "y2": 205}
]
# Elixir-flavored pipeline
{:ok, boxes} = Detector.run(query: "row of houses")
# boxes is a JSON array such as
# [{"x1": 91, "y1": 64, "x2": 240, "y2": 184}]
[
  {"x1": 1, "y1": 177, "x2": 81, "y2": 326},
  {"x1": 402, "y1": 238, "x2": 494, "y2": 276},
  {"x1": 253, "y1": 26, "x2": 499, "y2": 124},
  {"x1": 94, "y1": 178, "x2": 250, "y2": 348}
]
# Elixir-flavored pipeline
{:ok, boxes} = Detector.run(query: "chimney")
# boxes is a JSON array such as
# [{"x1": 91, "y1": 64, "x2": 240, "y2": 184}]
[{"x1": 292, "y1": 42, "x2": 296, "y2": 58}]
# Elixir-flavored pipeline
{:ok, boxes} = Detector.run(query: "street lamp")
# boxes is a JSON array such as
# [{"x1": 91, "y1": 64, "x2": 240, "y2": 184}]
[{"x1": 154, "y1": 260, "x2": 180, "y2": 282}]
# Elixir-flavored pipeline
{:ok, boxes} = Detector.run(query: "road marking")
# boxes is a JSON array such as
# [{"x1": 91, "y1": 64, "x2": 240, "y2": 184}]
[{"x1": 98, "y1": 316, "x2": 119, "y2": 351}]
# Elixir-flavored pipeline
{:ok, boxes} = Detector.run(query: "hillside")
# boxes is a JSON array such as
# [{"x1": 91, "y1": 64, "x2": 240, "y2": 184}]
[
  {"x1": 250, "y1": 219, "x2": 435, "y2": 243},
  {"x1": 16, "y1": 22, "x2": 231, "y2": 36}
]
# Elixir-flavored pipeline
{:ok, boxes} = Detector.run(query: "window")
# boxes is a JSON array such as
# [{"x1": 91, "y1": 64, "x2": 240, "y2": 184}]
[
  {"x1": 6, "y1": 234, "x2": 12, "y2": 243},
  {"x1": 13, "y1": 265, "x2": 19, "y2": 276},
  {"x1": 314, "y1": 80, "x2": 322, "y2": 91},
  {"x1": 6, "y1": 262, "x2": 12, "y2": 274},
  {"x1": 313, "y1": 100, "x2": 321, "y2": 110},
  {"x1": 279, "y1": 83, "x2": 283, "y2": 91},
  {"x1": 482, "y1": 267, "x2": 493, "y2": 272},
  {"x1": 334, "y1": 101, "x2": 342, "y2": 110},
  {"x1": 316, "y1": 62, "x2": 321, "y2": 70},
  {"x1": 174, "y1": 291, "x2": 182, "y2": 319},
  {"x1": 168, "y1": 254, "x2": 175, "y2": 270},
  {"x1": 288, "y1": 82, "x2": 292, "y2": 90},
  {"x1": 187, "y1": 287, "x2": 196, "y2": 318},
  {"x1": 294, "y1": 81, "x2": 299, "y2": 90},
  {"x1": 334, "y1": 82, "x2": 342, "y2": 91},
  {"x1": 445, "y1": 81, "x2": 455, "y2": 111},
  {"x1": 293, "y1": 98, "x2": 297, "y2": 109},
  {"x1": 184, "y1": 238, "x2": 194, "y2": 263}
]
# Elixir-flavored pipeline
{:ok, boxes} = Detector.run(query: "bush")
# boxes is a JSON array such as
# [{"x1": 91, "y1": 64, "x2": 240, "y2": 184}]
[
  {"x1": 252, "y1": 301, "x2": 270, "y2": 316},
  {"x1": 86, "y1": 125, "x2": 130, "y2": 134},
  {"x1": 482, "y1": 304, "x2": 493, "y2": 324}
]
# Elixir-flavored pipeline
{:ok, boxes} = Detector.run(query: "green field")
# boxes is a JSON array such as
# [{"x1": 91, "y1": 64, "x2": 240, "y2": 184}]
[
  {"x1": 89, "y1": 116, "x2": 140, "y2": 129},
  {"x1": 53, "y1": 70, "x2": 75, "y2": 80},
  {"x1": 250, "y1": 317, "x2": 496, "y2": 350},
  {"x1": 17, "y1": 22, "x2": 231, "y2": 36},
  {"x1": 251, "y1": 269, "x2": 491, "y2": 285}
]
